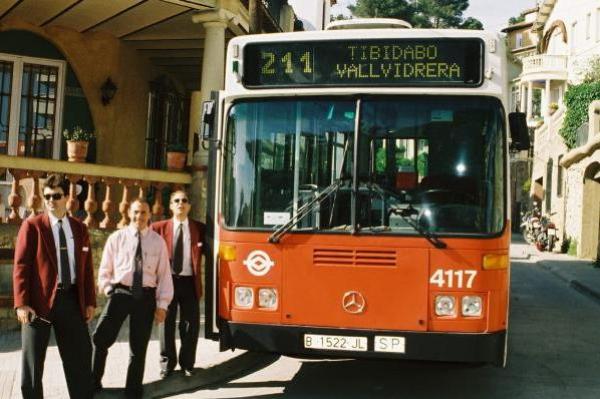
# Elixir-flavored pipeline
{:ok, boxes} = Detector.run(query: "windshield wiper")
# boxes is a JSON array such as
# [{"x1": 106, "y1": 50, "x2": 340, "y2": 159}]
[
  {"x1": 268, "y1": 178, "x2": 347, "y2": 243},
  {"x1": 389, "y1": 206, "x2": 447, "y2": 249}
]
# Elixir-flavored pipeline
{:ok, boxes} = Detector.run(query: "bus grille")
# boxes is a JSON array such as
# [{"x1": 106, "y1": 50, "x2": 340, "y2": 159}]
[{"x1": 313, "y1": 249, "x2": 397, "y2": 267}]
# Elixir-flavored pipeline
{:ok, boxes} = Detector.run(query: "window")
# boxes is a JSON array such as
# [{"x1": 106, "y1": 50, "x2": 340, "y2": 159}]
[
  {"x1": 224, "y1": 96, "x2": 506, "y2": 235},
  {"x1": 145, "y1": 76, "x2": 189, "y2": 170},
  {"x1": 557, "y1": 155, "x2": 563, "y2": 197},
  {"x1": 586, "y1": 13, "x2": 591, "y2": 40},
  {"x1": 545, "y1": 158, "x2": 553, "y2": 213},
  {"x1": 571, "y1": 21, "x2": 578, "y2": 53},
  {"x1": 597, "y1": 9, "x2": 600, "y2": 42},
  {"x1": 516, "y1": 33, "x2": 523, "y2": 49},
  {"x1": 0, "y1": 53, "x2": 65, "y2": 160}
]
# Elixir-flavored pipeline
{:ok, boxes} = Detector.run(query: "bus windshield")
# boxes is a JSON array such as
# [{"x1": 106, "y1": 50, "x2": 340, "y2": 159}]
[{"x1": 223, "y1": 96, "x2": 505, "y2": 236}]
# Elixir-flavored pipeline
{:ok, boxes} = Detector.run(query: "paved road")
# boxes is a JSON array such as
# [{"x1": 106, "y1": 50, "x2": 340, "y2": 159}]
[{"x1": 174, "y1": 251, "x2": 600, "y2": 398}]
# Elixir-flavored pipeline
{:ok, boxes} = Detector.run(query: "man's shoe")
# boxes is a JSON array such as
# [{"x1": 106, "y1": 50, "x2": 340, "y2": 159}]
[
  {"x1": 159, "y1": 369, "x2": 173, "y2": 379},
  {"x1": 93, "y1": 381, "x2": 103, "y2": 392},
  {"x1": 183, "y1": 368, "x2": 195, "y2": 377}
]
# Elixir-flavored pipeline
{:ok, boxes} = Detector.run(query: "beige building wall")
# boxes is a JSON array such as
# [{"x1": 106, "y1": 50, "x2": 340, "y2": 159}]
[{"x1": 0, "y1": 18, "x2": 156, "y2": 169}]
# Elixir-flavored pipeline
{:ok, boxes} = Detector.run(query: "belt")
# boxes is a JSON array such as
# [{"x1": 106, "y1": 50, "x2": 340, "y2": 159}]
[
  {"x1": 172, "y1": 274, "x2": 194, "y2": 279},
  {"x1": 57, "y1": 283, "x2": 75, "y2": 291},
  {"x1": 114, "y1": 283, "x2": 156, "y2": 294}
]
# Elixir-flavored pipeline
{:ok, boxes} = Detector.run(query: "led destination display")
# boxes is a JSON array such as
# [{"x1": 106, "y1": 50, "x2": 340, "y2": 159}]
[{"x1": 243, "y1": 38, "x2": 484, "y2": 88}]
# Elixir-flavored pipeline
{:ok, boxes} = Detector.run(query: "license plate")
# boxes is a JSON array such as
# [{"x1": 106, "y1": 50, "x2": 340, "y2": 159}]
[
  {"x1": 304, "y1": 334, "x2": 368, "y2": 352},
  {"x1": 374, "y1": 336, "x2": 406, "y2": 353},
  {"x1": 548, "y1": 228, "x2": 556, "y2": 235}
]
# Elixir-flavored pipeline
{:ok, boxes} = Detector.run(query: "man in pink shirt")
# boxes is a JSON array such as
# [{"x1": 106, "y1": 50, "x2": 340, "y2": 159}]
[{"x1": 91, "y1": 199, "x2": 173, "y2": 398}]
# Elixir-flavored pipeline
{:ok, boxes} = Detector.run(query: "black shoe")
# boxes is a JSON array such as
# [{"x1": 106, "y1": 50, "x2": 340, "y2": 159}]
[
  {"x1": 93, "y1": 381, "x2": 103, "y2": 392},
  {"x1": 159, "y1": 369, "x2": 173, "y2": 379},
  {"x1": 183, "y1": 368, "x2": 195, "y2": 377}
]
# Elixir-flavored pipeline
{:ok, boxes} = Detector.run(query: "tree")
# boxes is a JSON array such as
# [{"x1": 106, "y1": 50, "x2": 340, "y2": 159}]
[
  {"x1": 349, "y1": 0, "x2": 483, "y2": 30},
  {"x1": 348, "y1": 0, "x2": 416, "y2": 22},
  {"x1": 508, "y1": 15, "x2": 525, "y2": 25}
]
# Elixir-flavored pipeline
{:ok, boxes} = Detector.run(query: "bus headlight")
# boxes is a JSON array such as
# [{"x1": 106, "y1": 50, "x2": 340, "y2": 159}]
[
  {"x1": 462, "y1": 296, "x2": 483, "y2": 317},
  {"x1": 435, "y1": 295, "x2": 456, "y2": 316},
  {"x1": 234, "y1": 287, "x2": 253, "y2": 308},
  {"x1": 258, "y1": 288, "x2": 278, "y2": 309}
]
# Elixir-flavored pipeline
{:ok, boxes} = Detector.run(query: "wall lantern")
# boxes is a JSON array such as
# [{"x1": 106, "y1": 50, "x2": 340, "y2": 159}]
[{"x1": 100, "y1": 77, "x2": 117, "y2": 105}]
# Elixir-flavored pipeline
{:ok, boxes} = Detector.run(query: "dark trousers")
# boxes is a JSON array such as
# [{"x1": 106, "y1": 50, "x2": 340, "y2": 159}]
[
  {"x1": 21, "y1": 289, "x2": 92, "y2": 399},
  {"x1": 92, "y1": 289, "x2": 156, "y2": 397},
  {"x1": 159, "y1": 276, "x2": 199, "y2": 371}
]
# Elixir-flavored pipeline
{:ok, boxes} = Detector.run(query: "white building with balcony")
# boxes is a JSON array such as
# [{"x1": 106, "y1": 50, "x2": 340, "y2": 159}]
[{"x1": 518, "y1": 0, "x2": 600, "y2": 261}]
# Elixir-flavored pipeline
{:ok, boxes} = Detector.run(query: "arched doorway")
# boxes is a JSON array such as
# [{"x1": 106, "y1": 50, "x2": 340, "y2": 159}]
[{"x1": 580, "y1": 162, "x2": 600, "y2": 260}]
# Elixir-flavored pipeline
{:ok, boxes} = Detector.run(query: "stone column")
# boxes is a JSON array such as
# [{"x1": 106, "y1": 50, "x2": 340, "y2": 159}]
[
  {"x1": 520, "y1": 82, "x2": 527, "y2": 113},
  {"x1": 544, "y1": 79, "x2": 551, "y2": 119},
  {"x1": 190, "y1": 14, "x2": 228, "y2": 222},
  {"x1": 526, "y1": 81, "x2": 534, "y2": 122}
]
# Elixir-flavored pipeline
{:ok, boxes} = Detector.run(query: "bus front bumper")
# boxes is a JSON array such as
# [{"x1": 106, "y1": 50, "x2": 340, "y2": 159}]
[{"x1": 220, "y1": 322, "x2": 507, "y2": 366}]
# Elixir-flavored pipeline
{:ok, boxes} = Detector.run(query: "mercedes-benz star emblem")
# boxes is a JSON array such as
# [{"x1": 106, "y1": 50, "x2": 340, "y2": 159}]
[
  {"x1": 342, "y1": 291, "x2": 366, "y2": 314},
  {"x1": 243, "y1": 250, "x2": 275, "y2": 276}
]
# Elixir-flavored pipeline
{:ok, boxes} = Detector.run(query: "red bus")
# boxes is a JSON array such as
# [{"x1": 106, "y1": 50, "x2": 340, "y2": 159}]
[{"x1": 201, "y1": 20, "x2": 529, "y2": 366}]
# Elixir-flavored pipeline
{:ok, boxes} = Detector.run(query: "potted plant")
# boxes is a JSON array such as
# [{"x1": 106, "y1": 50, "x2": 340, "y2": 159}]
[
  {"x1": 63, "y1": 126, "x2": 94, "y2": 162},
  {"x1": 549, "y1": 102, "x2": 559, "y2": 115},
  {"x1": 166, "y1": 143, "x2": 188, "y2": 171}
]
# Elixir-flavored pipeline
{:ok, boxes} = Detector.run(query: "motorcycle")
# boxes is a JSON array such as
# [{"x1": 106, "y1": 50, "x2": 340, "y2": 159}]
[
  {"x1": 520, "y1": 207, "x2": 541, "y2": 244},
  {"x1": 535, "y1": 215, "x2": 558, "y2": 252}
]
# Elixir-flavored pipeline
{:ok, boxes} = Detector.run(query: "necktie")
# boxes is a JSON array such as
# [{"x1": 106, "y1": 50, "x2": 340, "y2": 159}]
[
  {"x1": 132, "y1": 231, "x2": 143, "y2": 300},
  {"x1": 173, "y1": 224, "x2": 183, "y2": 275},
  {"x1": 58, "y1": 220, "x2": 71, "y2": 286}
]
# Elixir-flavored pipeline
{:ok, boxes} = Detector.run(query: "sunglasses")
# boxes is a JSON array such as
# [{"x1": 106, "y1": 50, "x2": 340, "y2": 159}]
[
  {"x1": 172, "y1": 198, "x2": 189, "y2": 204},
  {"x1": 43, "y1": 193, "x2": 64, "y2": 201}
]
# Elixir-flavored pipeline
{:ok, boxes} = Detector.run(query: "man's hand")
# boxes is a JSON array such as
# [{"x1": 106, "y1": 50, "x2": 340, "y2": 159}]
[
  {"x1": 85, "y1": 306, "x2": 95, "y2": 323},
  {"x1": 16, "y1": 306, "x2": 35, "y2": 324},
  {"x1": 154, "y1": 308, "x2": 167, "y2": 324}
]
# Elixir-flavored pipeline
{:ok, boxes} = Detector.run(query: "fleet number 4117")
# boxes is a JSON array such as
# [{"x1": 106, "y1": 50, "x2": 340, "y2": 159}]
[{"x1": 429, "y1": 269, "x2": 477, "y2": 289}]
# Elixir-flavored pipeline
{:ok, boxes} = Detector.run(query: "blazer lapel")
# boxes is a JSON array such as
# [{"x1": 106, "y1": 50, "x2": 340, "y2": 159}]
[
  {"x1": 189, "y1": 220, "x2": 200, "y2": 272},
  {"x1": 40, "y1": 214, "x2": 58, "y2": 272},
  {"x1": 69, "y1": 217, "x2": 82, "y2": 281},
  {"x1": 165, "y1": 219, "x2": 174, "y2": 259}
]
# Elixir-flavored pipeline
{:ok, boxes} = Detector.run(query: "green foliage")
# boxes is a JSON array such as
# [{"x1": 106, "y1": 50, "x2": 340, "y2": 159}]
[
  {"x1": 559, "y1": 82, "x2": 600, "y2": 149},
  {"x1": 167, "y1": 143, "x2": 188, "y2": 153},
  {"x1": 567, "y1": 237, "x2": 578, "y2": 256},
  {"x1": 63, "y1": 126, "x2": 94, "y2": 142},
  {"x1": 348, "y1": 0, "x2": 482, "y2": 29},
  {"x1": 508, "y1": 15, "x2": 525, "y2": 25},
  {"x1": 582, "y1": 56, "x2": 600, "y2": 83},
  {"x1": 522, "y1": 178, "x2": 531, "y2": 194}
]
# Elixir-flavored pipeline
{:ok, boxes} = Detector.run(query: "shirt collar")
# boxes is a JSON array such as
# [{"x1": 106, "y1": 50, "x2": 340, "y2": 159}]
[
  {"x1": 48, "y1": 212, "x2": 69, "y2": 227},
  {"x1": 127, "y1": 224, "x2": 149, "y2": 236},
  {"x1": 173, "y1": 218, "x2": 189, "y2": 228}
]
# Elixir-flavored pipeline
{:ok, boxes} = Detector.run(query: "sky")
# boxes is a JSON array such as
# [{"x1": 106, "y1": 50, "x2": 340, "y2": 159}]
[{"x1": 329, "y1": 0, "x2": 538, "y2": 33}]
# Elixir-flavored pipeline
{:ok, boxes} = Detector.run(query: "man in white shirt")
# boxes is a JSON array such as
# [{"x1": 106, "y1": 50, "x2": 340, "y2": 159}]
[
  {"x1": 92, "y1": 199, "x2": 173, "y2": 398},
  {"x1": 13, "y1": 174, "x2": 96, "y2": 398},
  {"x1": 151, "y1": 190, "x2": 205, "y2": 377}
]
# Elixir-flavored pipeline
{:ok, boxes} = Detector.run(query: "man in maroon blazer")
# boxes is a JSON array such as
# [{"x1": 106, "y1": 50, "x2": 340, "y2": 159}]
[
  {"x1": 13, "y1": 174, "x2": 96, "y2": 399},
  {"x1": 151, "y1": 190, "x2": 205, "y2": 377}
]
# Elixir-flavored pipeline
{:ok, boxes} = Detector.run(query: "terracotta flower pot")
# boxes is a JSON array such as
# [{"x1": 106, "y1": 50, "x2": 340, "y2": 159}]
[
  {"x1": 167, "y1": 151, "x2": 186, "y2": 171},
  {"x1": 66, "y1": 140, "x2": 89, "y2": 162}
]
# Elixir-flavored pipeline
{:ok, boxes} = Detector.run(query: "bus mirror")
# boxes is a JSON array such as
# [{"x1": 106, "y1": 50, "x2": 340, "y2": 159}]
[
  {"x1": 509, "y1": 112, "x2": 530, "y2": 151},
  {"x1": 202, "y1": 100, "x2": 215, "y2": 140}
]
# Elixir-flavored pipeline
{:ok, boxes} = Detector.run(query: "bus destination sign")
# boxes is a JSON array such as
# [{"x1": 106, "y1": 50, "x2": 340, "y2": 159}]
[{"x1": 243, "y1": 38, "x2": 484, "y2": 88}]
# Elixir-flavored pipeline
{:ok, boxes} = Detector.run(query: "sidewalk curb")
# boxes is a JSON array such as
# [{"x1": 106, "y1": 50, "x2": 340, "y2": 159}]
[
  {"x1": 95, "y1": 351, "x2": 280, "y2": 399},
  {"x1": 538, "y1": 260, "x2": 600, "y2": 304}
]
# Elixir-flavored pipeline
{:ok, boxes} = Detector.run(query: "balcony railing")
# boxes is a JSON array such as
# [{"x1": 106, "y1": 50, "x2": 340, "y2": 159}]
[
  {"x1": 522, "y1": 54, "x2": 568, "y2": 76},
  {"x1": 0, "y1": 155, "x2": 191, "y2": 228}
]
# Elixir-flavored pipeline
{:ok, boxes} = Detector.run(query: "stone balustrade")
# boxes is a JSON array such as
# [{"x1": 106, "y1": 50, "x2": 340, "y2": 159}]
[
  {"x1": 0, "y1": 155, "x2": 192, "y2": 228},
  {"x1": 522, "y1": 54, "x2": 568, "y2": 75}
]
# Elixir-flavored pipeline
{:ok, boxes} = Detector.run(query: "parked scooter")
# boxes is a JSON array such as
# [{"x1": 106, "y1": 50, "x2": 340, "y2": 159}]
[
  {"x1": 535, "y1": 214, "x2": 558, "y2": 252},
  {"x1": 520, "y1": 206, "x2": 541, "y2": 244}
]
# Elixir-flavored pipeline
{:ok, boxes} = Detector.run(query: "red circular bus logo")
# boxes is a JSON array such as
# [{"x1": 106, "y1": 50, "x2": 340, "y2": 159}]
[
  {"x1": 243, "y1": 250, "x2": 275, "y2": 276},
  {"x1": 342, "y1": 291, "x2": 366, "y2": 314}
]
